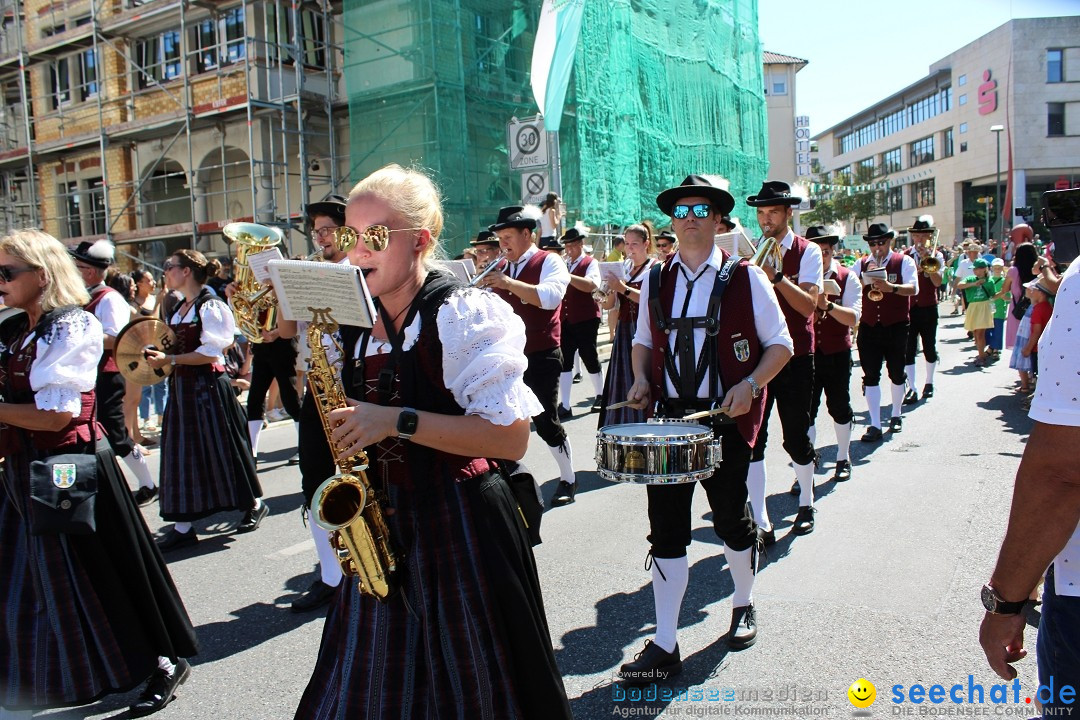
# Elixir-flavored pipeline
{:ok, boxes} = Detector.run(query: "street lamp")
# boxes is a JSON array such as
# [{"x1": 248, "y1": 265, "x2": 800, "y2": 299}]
[
  {"x1": 977, "y1": 196, "x2": 994, "y2": 241},
  {"x1": 990, "y1": 124, "x2": 1004, "y2": 240}
]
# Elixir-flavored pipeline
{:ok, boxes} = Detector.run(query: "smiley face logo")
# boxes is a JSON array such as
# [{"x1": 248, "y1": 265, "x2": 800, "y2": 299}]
[{"x1": 848, "y1": 678, "x2": 876, "y2": 709}]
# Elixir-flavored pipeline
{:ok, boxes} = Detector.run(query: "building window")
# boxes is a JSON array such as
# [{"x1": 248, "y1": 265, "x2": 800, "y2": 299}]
[
  {"x1": 194, "y1": 7, "x2": 246, "y2": 73},
  {"x1": 958, "y1": 73, "x2": 967, "y2": 86},
  {"x1": 87, "y1": 178, "x2": 106, "y2": 235},
  {"x1": 912, "y1": 179, "x2": 935, "y2": 208},
  {"x1": 960, "y1": 142, "x2": 968, "y2": 152},
  {"x1": 858, "y1": 157, "x2": 875, "y2": 177},
  {"x1": 958, "y1": 94, "x2": 967, "y2": 106},
  {"x1": 887, "y1": 186, "x2": 903, "y2": 212},
  {"x1": 136, "y1": 31, "x2": 182, "y2": 88},
  {"x1": 1048, "y1": 103, "x2": 1065, "y2": 136},
  {"x1": 882, "y1": 147, "x2": 901, "y2": 175},
  {"x1": 770, "y1": 73, "x2": 787, "y2": 95},
  {"x1": 79, "y1": 49, "x2": 99, "y2": 101},
  {"x1": 62, "y1": 181, "x2": 80, "y2": 238},
  {"x1": 959, "y1": 122, "x2": 968, "y2": 134},
  {"x1": 910, "y1": 135, "x2": 934, "y2": 167},
  {"x1": 1047, "y1": 49, "x2": 1063, "y2": 83},
  {"x1": 266, "y1": 6, "x2": 327, "y2": 68},
  {"x1": 942, "y1": 127, "x2": 954, "y2": 158}
]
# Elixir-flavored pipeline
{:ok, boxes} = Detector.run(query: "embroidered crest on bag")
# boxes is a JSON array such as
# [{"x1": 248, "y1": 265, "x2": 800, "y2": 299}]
[
  {"x1": 52, "y1": 463, "x2": 77, "y2": 489},
  {"x1": 734, "y1": 339, "x2": 751, "y2": 363}
]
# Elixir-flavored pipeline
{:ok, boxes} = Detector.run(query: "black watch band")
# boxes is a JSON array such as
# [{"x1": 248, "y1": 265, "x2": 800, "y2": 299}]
[
  {"x1": 981, "y1": 584, "x2": 1029, "y2": 615},
  {"x1": 771, "y1": 272, "x2": 784, "y2": 285},
  {"x1": 396, "y1": 407, "x2": 419, "y2": 441},
  {"x1": 826, "y1": 301, "x2": 835, "y2": 312}
]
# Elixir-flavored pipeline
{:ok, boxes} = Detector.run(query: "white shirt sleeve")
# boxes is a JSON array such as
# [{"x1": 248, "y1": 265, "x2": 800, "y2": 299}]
[
  {"x1": 899, "y1": 254, "x2": 919, "y2": 294},
  {"x1": 535, "y1": 252, "x2": 571, "y2": 311},
  {"x1": 30, "y1": 310, "x2": 103, "y2": 415},
  {"x1": 799, "y1": 241, "x2": 825, "y2": 291},
  {"x1": 583, "y1": 257, "x2": 602, "y2": 290},
  {"x1": 842, "y1": 269, "x2": 863, "y2": 325},
  {"x1": 1030, "y1": 256, "x2": 1080, "y2": 427},
  {"x1": 633, "y1": 268, "x2": 655, "y2": 350},
  {"x1": 438, "y1": 288, "x2": 544, "y2": 425},
  {"x1": 195, "y1": 298, "x2": 237, "y2": 359},
  {"x1": 95, "y1": 291, "x2": 132, "y2": 338},
  {"x1": 747, "y1": 265, "x2": 794, "y2": 351}
]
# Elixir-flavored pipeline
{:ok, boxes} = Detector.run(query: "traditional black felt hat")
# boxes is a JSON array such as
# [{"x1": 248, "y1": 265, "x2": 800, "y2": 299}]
[
  {"x1": 68, "y1": 240, "x2": 114, "y2": 269},
  {"x1": 539, "y1": 236, "x2": 564, "y2": 251},
  {"x1": 805, "y1": 226, "x2": 840, "y2": 245},
  {"x1": 561, "y1": 226, "x2": 587, "y2": 243},
  {"x1": 656, "y1": 230, "x2": 677, "y2": 242},
  {"x1": 909, "y1": 215, "x2": 936, "y2": 233},
  {"x1": 489, "y1": 205, "x2": 538, "y2": 232},
  {"x1": 470, "y1": 230, "x2": 499, "y2": 247},
  {"x1": 746, "y1": 180, "x2": 803, "y2": 207},
  {"x1": 863, "y1": 222, "x2": 896, "y2": 242},
  {"x1": 656, "y1": 175, "x2": 736, "y2": 217},
  {"x1": 306, "y1": 193, "x2": 347, "y2": 224}
]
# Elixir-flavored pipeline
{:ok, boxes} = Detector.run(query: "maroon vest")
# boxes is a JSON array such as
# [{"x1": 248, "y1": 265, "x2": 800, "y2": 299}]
[
  {"x1": 860, "y1": 253, "x2": 910, "y2": 327},
  {"x1": 815, "y1": 264, "x2": 854, "y2": 354},
  {"x1": 85, "y1": 285, "x2": 120, "y2": 373},
  {"x1": 618, "y1": 260, "x2": 655, "y2": 324},
  {"x1": 776, "y1": 235, "x2": 815, "y2": 357},
  {"x1": 494, "y1": 251, "x2": 561, "y2": 354},
  {"x1": 905, "y1": 247, "x2": 939, "y2": 308},
  {"x1": 561, "y1": 254, "x2": 602, "y2": 325},
  {"x1": 647, "y1": 254, "x2": 766, "y2": 448}
]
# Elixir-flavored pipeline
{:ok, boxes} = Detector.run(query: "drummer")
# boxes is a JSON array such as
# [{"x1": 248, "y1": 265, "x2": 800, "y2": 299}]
[{"x1": 621, "y1": 175, "x2": 792, "y2": 680}]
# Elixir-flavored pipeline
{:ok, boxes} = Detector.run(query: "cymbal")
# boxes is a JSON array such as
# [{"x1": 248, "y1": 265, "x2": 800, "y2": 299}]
[{"x1": 115, "y1": 317, "x2": 178, "y2": 386}]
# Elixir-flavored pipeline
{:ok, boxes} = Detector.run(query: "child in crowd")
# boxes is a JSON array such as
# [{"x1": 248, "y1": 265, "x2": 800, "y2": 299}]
[
  {"x1": 957, "y1": 258, "x2": 995, "y2": 366},
  {"x1": 986, "y1": 258, "x2": 1007, "y2": 357},
  {"x1": 1009, "y1": 279, "x2": 1055, "y2": 394}
]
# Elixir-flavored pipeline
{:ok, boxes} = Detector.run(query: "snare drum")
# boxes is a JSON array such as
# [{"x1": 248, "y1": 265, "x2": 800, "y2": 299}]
[{"x1": 595, "y1": 421, "x2": 722, "y2": 485}]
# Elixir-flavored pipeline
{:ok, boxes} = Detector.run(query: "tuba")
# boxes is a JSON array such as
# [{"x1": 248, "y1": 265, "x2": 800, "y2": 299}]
[
  {"x1": 226, "y1": 222, "x2": 284, "y2": 343},
  {"x1": 918, "y1": 228, "x2": 942, "y2": 274}
]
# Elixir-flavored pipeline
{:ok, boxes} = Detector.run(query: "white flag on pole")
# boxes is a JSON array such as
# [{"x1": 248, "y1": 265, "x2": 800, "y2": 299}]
[{"x1": 530, "y1": 0, "x2": 585, "y2": 134}]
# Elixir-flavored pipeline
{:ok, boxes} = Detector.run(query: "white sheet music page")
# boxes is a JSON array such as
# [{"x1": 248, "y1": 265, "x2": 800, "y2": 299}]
[
  {"x1": 436, "y1": 260, "x2": 473, "y2": 283},
  {"x1": 599, "y1": 261, "x2": 627, "y2": 282},
  {"x1": 714, "y1": 230, "x2": 755, "y2": 258},
  {"x1": 267, "y1": 259, "x2": 376, "y2": 328},
  {"x1": 247, "y1": 247, "x2": 284, "y2": 283}
]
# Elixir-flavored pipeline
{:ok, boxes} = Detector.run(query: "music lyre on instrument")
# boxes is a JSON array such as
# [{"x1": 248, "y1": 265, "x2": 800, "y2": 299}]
[{"x1": 115, "y1": 317, "x2": 178, "y2": 387}]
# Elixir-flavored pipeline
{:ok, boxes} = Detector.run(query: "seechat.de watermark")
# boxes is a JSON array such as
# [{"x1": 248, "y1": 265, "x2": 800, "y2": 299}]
[{"x1": 885, "y1": 676, "x2": 1075, "y2": 716}]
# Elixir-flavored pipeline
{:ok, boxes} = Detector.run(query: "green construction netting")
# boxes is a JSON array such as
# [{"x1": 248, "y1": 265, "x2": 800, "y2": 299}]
[{"x1": 342, "y1": 0, "x2": 767, "y2": 253}]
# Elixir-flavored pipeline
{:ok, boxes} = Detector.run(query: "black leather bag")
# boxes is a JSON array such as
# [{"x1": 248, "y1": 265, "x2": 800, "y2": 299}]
[
  {"x1": 1011, "y1": 295, "x2": 1031, "y2": 321},
  {"x1": 492, "y1": 459, "x2": 544, "y2": 547},
  {"x1": 29, "y1": 452, "x2": 99, "y2": 535}
]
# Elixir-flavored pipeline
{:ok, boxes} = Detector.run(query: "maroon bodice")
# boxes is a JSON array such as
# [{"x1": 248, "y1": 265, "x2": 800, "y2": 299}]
[{"x1": 618, "y1": 260, "x2": 654, "y2": 325}]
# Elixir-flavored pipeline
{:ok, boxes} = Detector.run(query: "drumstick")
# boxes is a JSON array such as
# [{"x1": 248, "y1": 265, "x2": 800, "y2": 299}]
[
  {"x1": 681, "y1": 406, "x2": 732, "y2": 421},
  {"x1": 604, "y1": 399, "x2": 638, "y2": 411}
]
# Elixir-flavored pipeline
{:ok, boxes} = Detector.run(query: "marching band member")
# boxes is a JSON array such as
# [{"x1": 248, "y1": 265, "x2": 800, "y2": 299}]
[
  {"x1": 620, "y1": 176, "x2": 792, "y2": 680},
  {"x1": 903, "y1": 216, "x2": 945, "y2": 403},
  {"x1": 745, "y1": 181, "x2": 824, "y2": 539},
  {"x1": 557, "y1": 225, "x2": 604, "y2": 418},
  {"x1": 70, "y1": 241, "x2": 157, "y2": 504},
  {"x1": 655, "y1": 229, "x2": 678, "y2": 261},
  {"x1": 853, "y1": 223, "x2": 919, "y2": 441},
  {"x1": 470, "y1": 229, "x2": 501, "y2": 270},
  {"x1": 477, "y1": 205, "x2": 576, "y2": 506},
  {"x1": 243, "y1": 314, "x2": 301, "y2": 459},
  {"x1": 294, "y1": 164, "x2": 572, "y2": 720},
  {"x1": 598, "y1": 224, "x2": 657, "y2": 426},
  {"x1": 805, "y1": 226, "x2": 860, "y2": 483},
  {"x1": 144, "y1": 249, "x2": 266, "y2": 550}
]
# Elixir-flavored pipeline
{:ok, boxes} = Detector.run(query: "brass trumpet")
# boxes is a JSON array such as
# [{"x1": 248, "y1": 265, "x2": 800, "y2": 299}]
[{"x1": 865, "y1": 259, "x2": 885, "y2": 302}]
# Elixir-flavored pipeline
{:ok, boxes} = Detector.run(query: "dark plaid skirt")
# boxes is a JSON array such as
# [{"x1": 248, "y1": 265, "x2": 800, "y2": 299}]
[
  {"x1": 159, "y1": 368, "x2": 261, "y2": 521},
  {"x1": 598, "y1": 317, "x2": 648, "y2": 427},
  {"x1": 294, "y1": 468, "x2": 572, "y2": 720},
  {"x1": 0, "y1": 438, "x2": 198, "y2": 710}
]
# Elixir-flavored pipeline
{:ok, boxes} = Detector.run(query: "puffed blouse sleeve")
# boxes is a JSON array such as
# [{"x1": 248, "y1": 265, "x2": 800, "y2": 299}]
[
  {"x1": 437, "y1": 288, "x2": 544, "y2": 425},
  {"x1": 30, "y1": 310, "x2": 103, "y2": 415},
  {"x1": 195, "y1": 298, "x2": 237, "y2": 359}
]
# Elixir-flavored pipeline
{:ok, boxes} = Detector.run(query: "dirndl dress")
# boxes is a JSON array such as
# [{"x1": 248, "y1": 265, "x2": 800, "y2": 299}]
[
  {"x1": 0, "y1": 307, "x2": 197, "y2": 711},
  {"x1": 599, "y1": 259, "x2": 655, "y2": 427},
  {"x1": 1009, "y1": 307, "x2": 1034, "y2": 373}
]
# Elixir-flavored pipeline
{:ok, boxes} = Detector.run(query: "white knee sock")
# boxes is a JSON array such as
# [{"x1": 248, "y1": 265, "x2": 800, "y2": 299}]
[
  {"x1": 651, "y1": 555, "x2": 688, "y2": 653},
  {"x1": 559, "y1": 371, "x2": 573, "y2": 410},
  {"x1": 123, "y1": 448, "x2": 155, "y2": 490},
  {"x1": 835, "y1": 421, "x2": 852, "y2": 462},
  {"x1": 589, "y1": 371, "x2": 604, "y2": 398},
  {"x1": 795, "y1": 461, "x2": 814, "y2": 508},
  {"x1": 905, "y1": 364, "x2": 917, "y2": 391},
  {"x1": 248, "y1": 419, "x2": 264, "y2": 456},
  {"x1": 550, "y1": 442, "x2": 575, "y2": 484},
  {"x1": 865, "y1": 385, "x2": 881, "y2": 428},
  {"x1": 746, "y1": 460, "x2": 771, "y2": 531},
  {"x1": 925, "y1": 361, "x2": 937, "y2": 386},
  {"x1": 310, "y1": 522, "x2": 343, "y2": 587},
  {"x1": 891, "y1": 383, "x2": 905, "y2": 418},
  {"x1": 157, "y1": 655, "x2": 176, "y2": 675},
  {"x1": 808, "y1": 424, "x2": 817, "y2": 447},
  {"x1": 174, "y1": 521, "x2": 193, "y2": 534},
  {"x1": 727, "y1": 546, "x2": 756, "y2": 608}
]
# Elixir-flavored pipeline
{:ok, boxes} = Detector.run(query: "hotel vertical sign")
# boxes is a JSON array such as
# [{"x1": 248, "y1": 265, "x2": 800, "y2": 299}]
[{"x1": 795, "y1": 115, "x2": 811, "y2": 177}]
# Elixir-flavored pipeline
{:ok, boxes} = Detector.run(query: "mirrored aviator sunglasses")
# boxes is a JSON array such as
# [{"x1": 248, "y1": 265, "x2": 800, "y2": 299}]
[
  {"x1": 672, "y1": 203, "x2": 712, "y2": 220},
  {"x1": 334, "y1": 225, "x2": 425, "y2": 252}
]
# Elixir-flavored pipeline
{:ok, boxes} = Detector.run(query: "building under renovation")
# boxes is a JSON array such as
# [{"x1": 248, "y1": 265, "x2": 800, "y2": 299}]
[{"x1": 0, "y1": 0, "x2": 766, "y2": 263}]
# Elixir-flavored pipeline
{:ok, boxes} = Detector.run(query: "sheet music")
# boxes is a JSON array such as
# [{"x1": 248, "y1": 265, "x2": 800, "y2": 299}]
[
  {"x1": 599, "y1": 261, "x2": 627, "y2": 282},
  {"x1": 861, "y1": 267, "x2": 887, "y2": 285},
  {"x1": 267, "y1": 259, "x2": 376, "y2": 328},
  {"x1": 436, "y1": 260, "x2": 473, "y2": 283},
  {"x1": 461, "y1": 258, "x2": 476, "y2": 276},
  {"x1": 823, "y1": 278, "x2": 842, "y2": 296},
  {"x1": 714, "y1": 230, "x2": 756, "y2": 258},
  {"x1": 247, "y1": 247, "x2": 284, "y2": 284}
]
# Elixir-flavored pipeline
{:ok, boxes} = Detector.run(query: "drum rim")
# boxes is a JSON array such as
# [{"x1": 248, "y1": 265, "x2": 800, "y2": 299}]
[
  {"x1": 597, "y1": 467, "x2": 713, "y2": 485},
  {"x1": 597, "y1": 422, "x2": 713, "y2": 441}
]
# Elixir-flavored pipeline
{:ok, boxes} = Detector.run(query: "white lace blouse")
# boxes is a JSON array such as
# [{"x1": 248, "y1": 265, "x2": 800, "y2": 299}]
[
  {"x1": 16, "y1": 310, "x2": 104, "y2": 415},
  {"x1": 354, "y1": 287, "x2": 542, "y2": 425},
  {"x1": 170, "y1": 296, "x2": 237, "y2": 362}
]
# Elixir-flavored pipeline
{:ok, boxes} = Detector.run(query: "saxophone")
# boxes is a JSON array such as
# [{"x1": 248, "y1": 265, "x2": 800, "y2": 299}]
[{"x1": 307, "y1": 308, "x2": 399, "y2": 601}]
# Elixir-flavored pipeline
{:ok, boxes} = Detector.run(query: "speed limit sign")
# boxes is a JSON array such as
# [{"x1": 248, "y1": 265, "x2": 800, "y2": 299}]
[{"x1": 508, "y1": 116, "x2": 548, "y2": 170}]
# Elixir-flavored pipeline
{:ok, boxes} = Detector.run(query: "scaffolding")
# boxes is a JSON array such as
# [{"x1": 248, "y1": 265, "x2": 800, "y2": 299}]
[{"x1": 0, "y1": 0, "x2": 348, "y2": 268}]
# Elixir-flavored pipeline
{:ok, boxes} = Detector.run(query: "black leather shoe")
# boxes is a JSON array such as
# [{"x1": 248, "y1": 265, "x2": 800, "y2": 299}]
[
  {"x1": 860, "y1": 426, "x2": 883, "y2": 442},
  {"x1": 789, "y1": 480, "x2": 800, "y2": 496},
  {"x1": 792, "y1": 506, "x2": 816, "y2": 535},
  {"x1": 889, "y1": 416, "x2": 903, "y2": 433},
  {"x1": 291, "y1": 580, "x2": 337, "y2": 613},
  {"x1": 157, "y1": 528, "x2": 198, "y2": 552},
  {"x1": 922, "y1": 383, "x2": 934, "y2": 399},
  {"x1": 129, "y1": 658, "x2": 190, "y2": 717},
  {"x1": 557, "y1": 405, "x2": 573, "y2": 421},
  {"x1": 573, "y1": 372, "x2": 582, "y2": 384},
  {"x1": 757, "y1": 526, "x2": 776, "y2": 546},
  {"x1": 813, "y1": 449, "x2": 822, "y2": 469},
  {"x1": 833, "y1": 460, "x2": 851, "y2": 482},
  {"x1": 287, "y1": 451, "x2": 300, "y2": 465},
  {"x1": 728, "y1": 604, "x2": 758, "y2": 650},
  {"x1": 618, "y1": 640, "x2": 682, "y2": 682},
  {"x1": 550, "y1": 480, "x2": 576, "y2": 507},
  {"x1": 237, "y1": 501, "x2": 269, "y2": 533},
  {"x1": 903, "y1": 389, "x2": 919, "y2": 405},
  {"x1": 591, "y1": 399, "x2": 603, "y2": 413},
  {"x1": 132, "y1": 486, "x2": 159, "y2": 507}
]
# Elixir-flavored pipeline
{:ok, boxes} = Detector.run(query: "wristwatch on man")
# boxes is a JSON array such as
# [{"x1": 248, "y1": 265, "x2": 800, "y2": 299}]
[
  {"x1": 771, "y1": 271, "x2": 784, "y2": 285},
  {"x1": 396, "y1": 407, "x2": 419, "y2": 441},
  {"x1": 981, "y1": 584, "x2": 1030, "y2": 615},
  {"x1": 826, "y1": 301, "x2": 835, "y2": 312},
  {"x1": 743, "y1": 376, "x2": 762, "y2": 399}
]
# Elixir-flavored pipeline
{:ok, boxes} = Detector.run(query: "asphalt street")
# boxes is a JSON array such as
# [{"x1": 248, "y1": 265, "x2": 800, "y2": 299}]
[{"x1": 39, "y1": 308, "x2": 1044, "y2": 719}]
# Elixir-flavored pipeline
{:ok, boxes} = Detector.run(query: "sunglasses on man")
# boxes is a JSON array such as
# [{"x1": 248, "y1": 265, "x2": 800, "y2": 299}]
[
  {"x1": 333, "y1": 225, "x2": 424, "y2": 252},
  {"x1": 0, "y1": 264, "x2": 37, "y2": 283},
  {"x1": 671, "y1": 203, "x2": 712, "y2": 220},
  {"x1": 866, "y1": 239, "x2": 891, "y2": 247},
  {"x1": 655, "y1": 242, "x2": 673, "y2": 250}
]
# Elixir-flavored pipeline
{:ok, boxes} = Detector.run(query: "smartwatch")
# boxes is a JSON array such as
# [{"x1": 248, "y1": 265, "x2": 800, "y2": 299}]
[
  {"x1": 826, "y1": 301, "x2": 835, "y2": 312},
  {"x1": 771, "y1": 272, "x2": 784, "y2": 286},
  {"x1": 396, "y1": 407, "x2": 419, "y2": 441},
  {"x1": 981, "y1": 584, "x2": 1029, "y2": 615}
]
